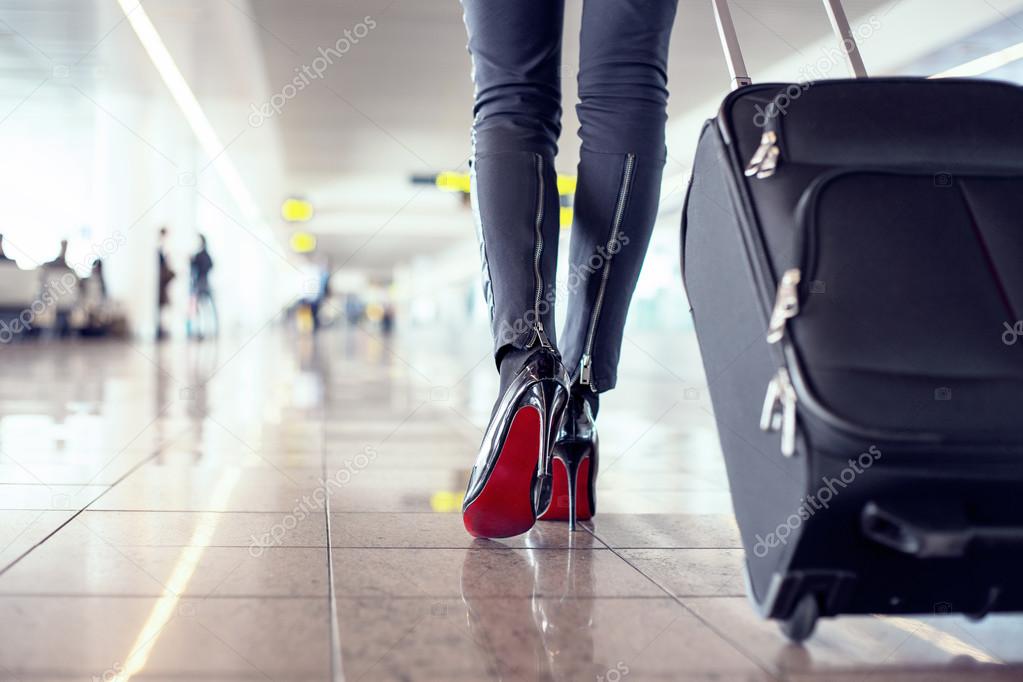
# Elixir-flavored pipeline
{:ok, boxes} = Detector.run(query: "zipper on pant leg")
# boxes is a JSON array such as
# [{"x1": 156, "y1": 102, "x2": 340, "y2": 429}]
[
  {"x1": 579, "y1": 152, "x2": 636, "y2": 389},
  {"x1": 530, "y1": 153, "x2": 552, "y2": 350}
]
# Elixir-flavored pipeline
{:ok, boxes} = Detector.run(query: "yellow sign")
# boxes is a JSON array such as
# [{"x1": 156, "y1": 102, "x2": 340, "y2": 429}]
[
  {"x1": 435, "y1": 171, "x2": 472, "y2": 194},
  {"x1": 557, "y1": 175, "x2": 577, "y2": 195},
  {"x1": 435, "y1": 172, "x2": 577, "y2": 197},
  {"x1": 560, "y1": 206, "x2": 574, "y2": 229},
  {"x1": 281, "y1": 198, "x2": 314, "y2": 223},
  {"x1": 430, "y1": 490, "x2": 464, "y2": 513},
  {"x1": 289, "y1": 231, "x2": 317, "y2": 253}
]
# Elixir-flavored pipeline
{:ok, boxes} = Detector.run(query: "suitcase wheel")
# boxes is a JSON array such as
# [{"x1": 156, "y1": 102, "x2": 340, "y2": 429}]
[{"x1": 779, "y1": 593, "x2": 819, "y2": 644}]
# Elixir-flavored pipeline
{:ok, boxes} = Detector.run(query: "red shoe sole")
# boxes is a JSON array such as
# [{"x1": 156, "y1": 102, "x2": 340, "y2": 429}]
[
  {"x1": 537, "y1": 456, "x2": 592, "y2": 522},
  {"x1": 463, "y1": 406, "x2": 541, "y2": 539}
]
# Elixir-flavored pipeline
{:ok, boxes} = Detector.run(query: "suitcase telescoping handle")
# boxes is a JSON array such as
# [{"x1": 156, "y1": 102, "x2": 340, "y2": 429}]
[{"x1": 712, "y1": 0, "x2": 868, "y2": 91}]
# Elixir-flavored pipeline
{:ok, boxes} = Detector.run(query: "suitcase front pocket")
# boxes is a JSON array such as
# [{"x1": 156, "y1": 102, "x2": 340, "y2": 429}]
[{"x1": 781, "y1": 170, "x2": 1023, "y2": 440}]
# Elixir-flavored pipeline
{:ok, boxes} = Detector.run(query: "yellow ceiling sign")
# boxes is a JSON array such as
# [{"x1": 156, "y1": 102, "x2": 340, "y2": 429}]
[
  {"x1": 434, "y1": 172, "x2": 577, "y2": 197},
  {"x1": 435, "y1": 171, "x2": 472, "y2": 194},
  {"x1": 289, "y1": 231, "x2": 317, "y2": 253},
  {"x1": 281, "y1": 198, "x2": 314, "y2": 223}
]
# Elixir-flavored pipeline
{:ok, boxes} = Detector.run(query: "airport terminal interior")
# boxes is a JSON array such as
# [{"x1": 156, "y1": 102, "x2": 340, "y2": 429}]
[{"x1": 1, "y1": 0, "x2": 1023, "y2": 680}]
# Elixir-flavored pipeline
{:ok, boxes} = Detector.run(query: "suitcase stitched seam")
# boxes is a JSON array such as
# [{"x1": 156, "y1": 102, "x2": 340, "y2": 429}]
[{"x1": 958, "y1": 182, "x2": 1020, "y2": 324}]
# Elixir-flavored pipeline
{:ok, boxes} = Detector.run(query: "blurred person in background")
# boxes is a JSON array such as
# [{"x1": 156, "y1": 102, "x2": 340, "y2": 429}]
[
  {"x1": 188, "y1": 234, "x2": 217, "y2": 340},
  {"x1": 310, "y1": 258, "x2": 332, "y2": 331},
  {"x1": 44, "y1": 239, "x2": 71, "y2": 269},
  {"x1": 79, "y1": 258, "x2": 109, "y2": 337},
  {"x1": 459, "y1": 0, "x2": 679, "y2": 538},
  {"x1": 89, "y1": 259, "x2": 107, "y2": 300},
  {"x1": 43, "y1": 238, "x2": 78, "y2": 337},
  {"x1": 0, "y1": 234, "x2": 14, "y2": 263},
  {"x1": 156, "y1": 226, "x2": 175, "y2": 340}
]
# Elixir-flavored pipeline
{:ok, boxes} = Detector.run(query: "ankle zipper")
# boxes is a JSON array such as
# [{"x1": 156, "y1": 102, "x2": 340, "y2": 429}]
[
  {"x1": 529, "y1": 153, "x2": 548, "y2": 350},
  {"x1": 579, "y1": 152, "x2": 636, "y2": 390}
]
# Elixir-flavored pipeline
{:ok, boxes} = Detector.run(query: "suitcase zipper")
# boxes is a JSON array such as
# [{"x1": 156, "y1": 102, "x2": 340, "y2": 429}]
[
  {"x1": 745, "y1": 130, "x2": 780, "y2": 179},
  {"x1": 529, "y1": 154, "x2": 552, "y2": 350},
  {"x1": 760, "y1": 367, "x2": 798, "y2": 457},
  {"x1": 718, "y1": 112, "x2": 1023, "y2": 448},
  {"x1": 766, "y1": 268, "x2": 802, "y2": 344},
  {"x1": 579, "y1": 152, "x2": 636, "y2": 389}
]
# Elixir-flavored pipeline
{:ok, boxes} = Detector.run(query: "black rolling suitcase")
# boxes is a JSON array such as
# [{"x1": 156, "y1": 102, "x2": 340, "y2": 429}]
[{"x1": 682, "y1": 0, "x2": 1023, "y2": 641}]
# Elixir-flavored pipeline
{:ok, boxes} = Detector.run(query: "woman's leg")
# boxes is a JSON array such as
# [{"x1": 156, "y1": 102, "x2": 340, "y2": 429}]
[
  {"x1": 561, "y1": 0, "x2": 679, "y2": 398},
  {"x1": 461, "y1": 0, "x2": 566, "y2": 371}
]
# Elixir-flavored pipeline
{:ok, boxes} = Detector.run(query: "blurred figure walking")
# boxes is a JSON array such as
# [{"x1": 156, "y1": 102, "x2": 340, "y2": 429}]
[
  {"x1": 43, "y1": 238, "x2": 79, "y2": 337},
  {"x1": 188, "y1": 234, "x2": 217, "y2": 340},
  {"x1": 44, "y1": 239, "x2": 71, "y2": 268},
  {"x1": 0, "y1": 234, "x2": 15, "y2": 263},
  {"x1": 157, "y1": 226, "x2": 175, "y2": 340}
]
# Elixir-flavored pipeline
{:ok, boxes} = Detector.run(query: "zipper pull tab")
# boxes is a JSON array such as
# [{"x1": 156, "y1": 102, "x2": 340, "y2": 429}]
[
  {"x1": 766, "y1": 268, "x2": 802, "y2": 344},
  {"x1": 781, "y1": 382, "x2": 797, "y2": 456},
  {"x1": 533, "y1": 321, "x2": 552, "y2": 350},
  {"x1": 758, "y1": 145, "x2": 780, "y2": 178},
  {"x1": 745, "y1": 130, "x2": 780, "y2": 179},
  {"x1": 579, "y1": 354, "x2": 593, "y2": 387},
  {"x1": 759, "y1": 368, "x2": 798, "y2": 457},
  {"x1": 778, "y1": 369, "x2": 798, "y2": 457},
  {"x1": 759, "y1": 374, "x2": 781, "y2": 432}
]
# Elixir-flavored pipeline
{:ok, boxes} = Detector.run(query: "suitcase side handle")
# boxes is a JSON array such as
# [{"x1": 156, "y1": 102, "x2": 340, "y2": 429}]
[
  {"x1": 712, "y1": 0, "x2": 868, "y2": 91},
  {"x1": 862, "y1": 501, "x2": 1023, "y2": 558}
]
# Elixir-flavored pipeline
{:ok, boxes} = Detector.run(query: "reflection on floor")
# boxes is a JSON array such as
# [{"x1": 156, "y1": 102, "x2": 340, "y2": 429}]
[{"x1": 0, "y1": 327, "x2": 1020, "y2": 681}]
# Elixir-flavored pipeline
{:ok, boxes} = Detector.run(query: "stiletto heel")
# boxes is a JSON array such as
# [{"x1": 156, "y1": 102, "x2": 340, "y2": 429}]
[
  {"x1": 564, "y1": 450, "x2": 581, "y2": 531},
  {"x1": 463, "y1": 344, "x2": 570, "y2": 539},
  {"x1": 537, "y1": 392, "x2": 598, "y2": 527}
]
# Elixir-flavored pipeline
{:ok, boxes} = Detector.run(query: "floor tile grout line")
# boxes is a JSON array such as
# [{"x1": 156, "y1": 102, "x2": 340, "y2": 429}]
[
  {"x1": 0, "y1": 593, "x2": 676, "y2": 600},
  {"x1": 0, "y1": 592, "x2": 331, "y2": 599},
  {"x1": 0, "y1": 539, "x2": 618, "y2": 550},
  {"x1": 586, "y1": 526, "x2": 784, "y2": 682},
  {"x1": 0, "y1": 450, "x2": 160, "y2": 577},
  {"x1": 322, "y1": 402, "x2": 345, "y2": 682}
]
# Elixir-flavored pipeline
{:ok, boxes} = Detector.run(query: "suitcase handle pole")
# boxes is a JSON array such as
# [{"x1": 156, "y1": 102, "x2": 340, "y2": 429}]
[
  {"x1": 821, "y1": 0, "x2": 868, "y2": 78},
  {"x1": 711, "y1": 0, "x2": 867, "y2": 90},
  {"x1": 712, "y1": 0, "x2": 751, "y2": 91}
]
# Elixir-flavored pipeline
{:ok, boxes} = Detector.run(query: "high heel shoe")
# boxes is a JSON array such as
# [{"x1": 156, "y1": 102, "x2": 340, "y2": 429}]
[
  {"x1": 462, "y1": 336, "x2": 570, "y2": 539},
  {"x1": 536, "y1": 390, "x2": 598, "y2": 530}
]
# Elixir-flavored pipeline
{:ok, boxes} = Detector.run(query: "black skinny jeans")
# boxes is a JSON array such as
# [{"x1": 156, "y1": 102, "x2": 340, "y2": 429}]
[{"x1": 462, "y1": 0, "x2": 678, "y2": 393}]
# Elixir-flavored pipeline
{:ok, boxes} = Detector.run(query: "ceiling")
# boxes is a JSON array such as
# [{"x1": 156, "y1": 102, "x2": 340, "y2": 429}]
[{"x1": 1, "y1": 0, "x2": 1022, "y2": 274}]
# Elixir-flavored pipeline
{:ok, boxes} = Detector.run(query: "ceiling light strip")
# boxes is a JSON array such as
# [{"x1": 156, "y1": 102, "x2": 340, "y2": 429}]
[
  {"x1": 115, "y1": 0, "x2": 262, "y2": 223},
  {"x1": 930, "y1": 41, "x2": 1023, "y2": 79}
]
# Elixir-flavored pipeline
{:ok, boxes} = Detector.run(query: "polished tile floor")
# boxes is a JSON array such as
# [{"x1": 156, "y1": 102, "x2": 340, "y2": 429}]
[{"x1": 0, "y1": 326, "x2": 1021, "y2": 681}]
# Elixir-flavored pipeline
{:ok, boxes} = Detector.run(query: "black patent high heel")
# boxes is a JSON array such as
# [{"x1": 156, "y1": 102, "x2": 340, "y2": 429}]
[
  {"x1": 462, "y1": 338, "x2": 570, "y2": 539},
  {"x1": 537, "y1": 391, "x2": 598, "y2": 531}
]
